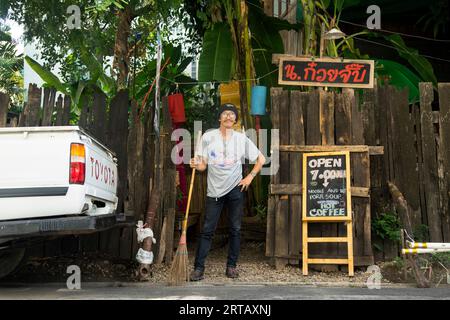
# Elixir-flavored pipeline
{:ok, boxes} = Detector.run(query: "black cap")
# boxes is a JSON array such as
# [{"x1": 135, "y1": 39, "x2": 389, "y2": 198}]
[{"x1": 218, "y1": 103, "x2": 238, "y2": 122}]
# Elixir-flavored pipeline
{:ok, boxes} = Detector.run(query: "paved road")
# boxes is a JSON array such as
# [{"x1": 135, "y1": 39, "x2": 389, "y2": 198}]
[{"x1": 0, "y1": 282, "x2": 449, "y2": 300}]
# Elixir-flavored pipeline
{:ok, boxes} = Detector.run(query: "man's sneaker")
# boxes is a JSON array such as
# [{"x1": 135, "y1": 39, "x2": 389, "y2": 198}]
[
  {"x1": 190, "y1": 269, "x2": 204, "y2": 281},
  {"x1": 226, "y1": 267, "x2": 239, "y2": 279}
]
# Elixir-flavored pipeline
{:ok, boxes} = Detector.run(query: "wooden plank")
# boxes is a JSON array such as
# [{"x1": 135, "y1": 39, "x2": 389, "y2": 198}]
[
  {"x1": 307, "y1": 237, "x2": 348, "y2": 243},
  {"x1": 162, "y1": 96, "x2": 177, "y2": 265},
  {"x1": 304, "y1": 89, "x2": 322, "y2": 257},
  {"x1": 41, "y1": 88, "x2": 52, "y2": 126},
  {"x1": 277, "y1": 144, "x2": 383, "y2": 154},
  {"x1": 55, "y1": 96, "x2": 63, "y2": 128},
  {"x1": 438, "y1": 83, "x2": 450, "y2": 242},
  {"x1": 78, "y1": 95, "x2": 89, "y2": 130},
  {"x1": 266, "y1": 195, "x2": 276, "y2": 257},
  {"x1": 305, "y1": 90, "x2": 321, "y2": 145},
  {"x1": 420, "y1": 83, "x2": 441, "y2": 242},
  {"x1": 350, "y1": 89, "x2": 373, "y2": 260},
  {"x1": 379, "y1": 86, "x2": 394, "y2": 184},
  {"x1": 42, "y1": 88, "x2": 56, "y2": 126},
  {"x1": 335, "y1": 90, "x2": 354, "y2": 257},
  {"x1": 279, "y1": 89, "x2": 290, "y2": 184},
  {"x1": 270, "y1": 184, "x2": 369, "y2": 197},
  {"x1": 413, "y1": 102, "x2": 428, "y2": 243},
  {"x1": 48, "y1": 89, "x2": 57, "y2": 125},
  {"x1": 24, "y1": 84, "x2": 41, "y2": 126},
  {"x1": 0, "y1": 92, "x2": 9, "y2": 127},
  {"x1": 91, "y1": 91, "x2": 107, "y2": 143},
  {"x1": 156, "y1": 216, "x2": 168, "y2": 264},
  {"x1": 62, "y1": 95, "x2": 71, "y2": 125},
  {"x1": 289, "y1": 91, "x2": 305, "y2": 257},
  {"x1": 346, "y1": 220, "x2": 354, "y2": 276},
  {"x1": 274, "y1": 194, "x2": 289, "y2": 268},
  {"x1": 335, "y1": 91, "x2": 352, "y2": 145},
  {"x1": 119, "y1": 227, "x2": 133, "y2": 260},
  {"x1": 266, "y1": 88, "x2": 281, "y2": 258},
  {"x1": 308, "y1": 258, "x2": 349, "y2": 264},
  {"x1": 348, "y1": 88, "x2": 366, "y2": 260},
  {"x1": 319, "y1": 90, "x2": 335, "y2": 145},
  {"x1": 275, "y1": 90, "x2": 291, "y2": 266},
  {"x1": 107, "y1": 90, "x2": 129, "y2": 213},
  {"x1": 272, "y1": 53, "x2": 297, "y2": 64},
  {"x1": 390, "y1": 86, "x2": 422, "y2": 228},
  {"x1": 361, "y1": 87, "x2": 377, "y2": 146},
  {"x1": 302, "y1": 221, "x2": 308, "y2": 275}
]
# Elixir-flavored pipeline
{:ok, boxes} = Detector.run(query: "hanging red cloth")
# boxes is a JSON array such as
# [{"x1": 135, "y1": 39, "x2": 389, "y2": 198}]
[{"x1": 168, "y1": 93, "x2": 186, "y2": 124}]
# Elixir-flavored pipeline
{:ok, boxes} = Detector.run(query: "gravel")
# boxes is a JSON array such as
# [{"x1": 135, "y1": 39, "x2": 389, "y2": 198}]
[
  {"x1": 145, "y1": 241, "x2": 375, "y2": 285},
  {"x1": 1, "y1": 241, "x2": 385, "y2": 286}
]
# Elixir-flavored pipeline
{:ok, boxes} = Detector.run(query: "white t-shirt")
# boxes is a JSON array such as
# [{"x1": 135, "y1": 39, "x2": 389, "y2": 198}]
[{"x1": 196, "y1": 129, "x2": 260, "y2": 198}]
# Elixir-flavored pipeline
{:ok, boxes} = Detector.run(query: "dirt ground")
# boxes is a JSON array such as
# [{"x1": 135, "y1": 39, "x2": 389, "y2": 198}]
[{"x1": 1, "y1": 240, "x2": 448, "y2": 287}]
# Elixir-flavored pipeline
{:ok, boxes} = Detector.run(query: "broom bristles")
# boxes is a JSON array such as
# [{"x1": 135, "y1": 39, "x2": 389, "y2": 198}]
[{"x1": 167, "y1": 232, "x2": 189, "y2": 286}]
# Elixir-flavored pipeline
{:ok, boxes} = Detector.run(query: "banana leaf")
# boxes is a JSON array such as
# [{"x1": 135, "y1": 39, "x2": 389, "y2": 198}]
[
  {"x1": 78, "y1": 46, "x2": 116, "y2": 98},
  {"x1": 384, "y1": 34, "x2": 437, "y2": 87},
  {"x1": 25, "y1": 56, "x2": 68, "y2": 94},
  {"x1": 376, "y1": 59, "x2": 422, "y2": 103},
  {"x1": 248, "y1": 0, "x2": 294, "y2": 88},
  {"x1": 177, "y1": 57, "x2": 193, "y2": 74},
  {"x1": 198, "y1": 22, "x2": 233, "y2": 82}
]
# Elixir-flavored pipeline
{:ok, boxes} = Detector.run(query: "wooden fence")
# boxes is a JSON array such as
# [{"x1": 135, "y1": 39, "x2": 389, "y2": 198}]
[
  {"x1": 265, "y1": 83, "x2": 450, "y2": 268},
  {"x1": 0, "y1": 84, "x2": 178, "y2": 264},
  {"x1": 2, "y1": 82, "x2": 450, "y2": 267}
]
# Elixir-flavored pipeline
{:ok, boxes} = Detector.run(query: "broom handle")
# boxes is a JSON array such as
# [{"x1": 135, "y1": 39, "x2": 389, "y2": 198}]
[
  {"x1": 182, "y1": 167, "x2": 196, "y2": 231},
  {"x1": 182, "y1": 131, "x2": 202, "y2": 231}
]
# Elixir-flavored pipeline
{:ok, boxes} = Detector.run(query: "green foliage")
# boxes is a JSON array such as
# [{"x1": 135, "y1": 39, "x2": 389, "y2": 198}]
[
  {"x1": 130, "y1": 43, "x2": 197, "y2": 105},
  {"x1": 383, "y1": 34, "x2": 438, "y2": 87},
  {"x1": 375, "y1": 59, "x2": 422, "y2": 103},
  {"x1": 254, "y1": 203, "x2": 267, "y2": 221},
  {"x1": 0, "y1": 25, "x2": 23, "y2": 107},
  {"x1": 183, "y1": 83, "x2": 220, "y2": 133},
  {"x1": 25, "y1": 56, "x2": 69, "y2": 95},
  {"x1": 392, "y1": 256, "x2": 405, "y2": 269},
  {"x1": 413, "y1": 224, "x2": 429, "y2": 242},
  {"x1": 372, "y1": 211, "x2": 402, "y2": 242},
  {"x1": 431, "y1": 252, "x2": 450, "y2": 267},
  {"x1": 198, "y1": 22, "x2": 233, "y2": 82},
  {"x1": 416, "y1": 0, "x2": 449, "y2": 38}
]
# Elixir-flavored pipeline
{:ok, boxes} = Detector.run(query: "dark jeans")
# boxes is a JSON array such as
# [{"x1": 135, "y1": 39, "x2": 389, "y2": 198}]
[{"x1": 194, "y1": 185, "x2": 244, "y2": 272}]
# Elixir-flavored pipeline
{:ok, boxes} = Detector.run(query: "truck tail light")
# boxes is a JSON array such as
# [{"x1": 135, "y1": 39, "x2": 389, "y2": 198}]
[{"x1": 70, "y1": 143, "x2": 85, "y2": 185}]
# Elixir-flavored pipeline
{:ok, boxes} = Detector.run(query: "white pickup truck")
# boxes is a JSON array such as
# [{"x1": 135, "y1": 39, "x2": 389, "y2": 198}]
[{"x1": 0, "y1": 126, "x2": 130, "y2": 279}]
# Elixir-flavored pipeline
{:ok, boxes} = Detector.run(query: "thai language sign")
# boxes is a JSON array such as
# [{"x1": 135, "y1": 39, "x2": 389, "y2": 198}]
[{"x1": 278, "y1": 57, "x2": 374, "y2": 88}]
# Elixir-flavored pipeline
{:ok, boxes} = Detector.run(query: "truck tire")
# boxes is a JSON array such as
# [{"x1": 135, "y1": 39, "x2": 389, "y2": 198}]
[{"x1": 0, "y1": 248, "x2": 26, "y2": 279}]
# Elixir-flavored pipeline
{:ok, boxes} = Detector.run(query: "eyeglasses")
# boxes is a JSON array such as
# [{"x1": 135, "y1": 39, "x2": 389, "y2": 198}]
[{"x1": 221, "y1": 112, "x2": 236, "y2": 118}]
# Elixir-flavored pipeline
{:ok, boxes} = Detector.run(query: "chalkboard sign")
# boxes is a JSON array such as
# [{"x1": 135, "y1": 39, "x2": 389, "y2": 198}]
[
  {"x1": 278, "y1": 57, "x2": 374, "y2": 88},
  {"x1": 302, "y1": 151, "x2": 352, "y2": 221}
]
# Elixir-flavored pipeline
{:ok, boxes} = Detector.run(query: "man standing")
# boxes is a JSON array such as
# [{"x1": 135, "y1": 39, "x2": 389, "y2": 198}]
[{"x1": 189, "y1": 103, "x2": 266, "y2": 281}]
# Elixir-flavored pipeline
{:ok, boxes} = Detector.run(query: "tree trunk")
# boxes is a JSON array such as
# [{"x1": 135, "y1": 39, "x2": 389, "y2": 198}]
[
  {"x1": 388, "y1": 181, "x2": 430, "y2": 288},
  {"x1": 113, "y1": 5, "x2": 133, "y2": 89}
]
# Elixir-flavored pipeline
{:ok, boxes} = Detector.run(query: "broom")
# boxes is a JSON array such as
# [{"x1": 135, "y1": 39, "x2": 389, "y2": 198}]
[{"x1": 168, "y1": 131, "x2": 201, "y2": 285}]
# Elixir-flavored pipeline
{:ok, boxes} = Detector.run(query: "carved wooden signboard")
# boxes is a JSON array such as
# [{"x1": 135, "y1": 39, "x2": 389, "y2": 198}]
[{"x1": 278, "y1": 56, "x2": 374, "y2": 88}]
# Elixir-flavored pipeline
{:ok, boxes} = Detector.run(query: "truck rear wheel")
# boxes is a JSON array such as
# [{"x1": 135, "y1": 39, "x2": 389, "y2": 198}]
[{"x1": 0, "y1": 248, "x2": 26, "y2": 279}]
